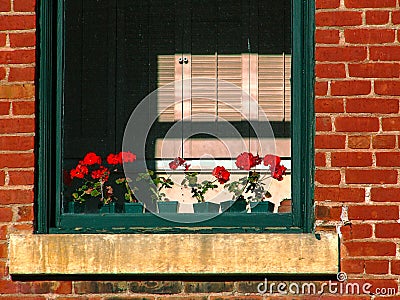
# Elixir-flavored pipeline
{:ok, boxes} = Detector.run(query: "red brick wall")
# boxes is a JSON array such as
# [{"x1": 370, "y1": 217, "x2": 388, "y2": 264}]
[
  {"x1": 0, "y1": 0, "x2": 399, "y2": 298},
  {"x1": 314, "y1": 0, "x2": 400, "y2": 297}
]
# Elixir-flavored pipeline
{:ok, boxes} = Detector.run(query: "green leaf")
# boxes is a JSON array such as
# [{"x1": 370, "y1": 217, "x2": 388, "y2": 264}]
[
  {"x1": 91, "y1": 190, "x2": 101, "y2": 197},
  {"x1": 72, "y1": 193, "x2": 79, "y2": 199}
]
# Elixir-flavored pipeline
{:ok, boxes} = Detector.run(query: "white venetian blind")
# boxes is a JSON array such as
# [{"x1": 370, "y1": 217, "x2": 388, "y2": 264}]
[{"x1": 157, "y1": 53, "x2": 291, "y2": 123}]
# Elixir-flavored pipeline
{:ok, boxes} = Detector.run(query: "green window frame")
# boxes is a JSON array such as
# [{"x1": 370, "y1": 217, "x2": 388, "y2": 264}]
[{"x1": 36, "y1": 0, "x2": 315, "y2": 234}]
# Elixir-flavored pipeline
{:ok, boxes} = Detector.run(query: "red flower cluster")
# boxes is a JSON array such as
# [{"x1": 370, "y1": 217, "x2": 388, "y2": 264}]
[
  {"x1": 106, "y1": 151, "x2": 136, "y2": 165},
  {"x1": 70, "y1": 164, "x2": 88, "y2": 179},
  {"x1": 91, "y1": 166, "x2": 110, "y2": 182},
  {"x1": 70, "y1": 151, "x2": 136, "y2": 180},
  {"x1": 235, "y1": 152, "x2": 262, "y2": 170},
  {"x1": 264, "y1": 154, "x2": 287, "y2": 181},
  {"x1": 169, "y1": 157, "x2": 190, "y2": 170},
  {"x1": 82, "y1": 152, "x2": 102, "y2": 165},
  {"x1": 212, "y1": 166, "x2": 230, "y2": 184}
]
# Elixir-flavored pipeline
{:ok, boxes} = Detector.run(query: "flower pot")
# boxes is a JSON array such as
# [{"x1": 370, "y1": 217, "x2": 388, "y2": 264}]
[
  {"x1": 157, "y1": 201, "x2": 179, "y2": 213},
  {"x1": 124, "y1": 202, "x2": 144, "y2": 213},
  {"x1": 250, "y1": 201, "x2": 274, "y2": 213},
  {"x1": 67, "y1": 201, "x2": 85, "y2": 214},
  {"x1": 193, "y1": 202, "x2": 220, "y2": 213},
  {"x1": 220, "y1": 199, "x2": 247, "y2": 213},
  {"x1": 99, "y1": 202, "x2": 116, "y2": 214}
]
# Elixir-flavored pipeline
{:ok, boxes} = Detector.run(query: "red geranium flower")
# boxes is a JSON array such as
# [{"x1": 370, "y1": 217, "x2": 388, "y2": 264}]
[
  {"x1": 107, "y1": 153, "x2": 122, "y2": 165},
  {"x1": 70, "y1": 164, "x2": 89, "y2": 179},
  {"x1": 272, "y1": 164, "x2": 287, "y2": 181},
  {"x1": 212, "y1": 166, "x2": 230, "y2": 184},
  {"x1": 169, "y1": 157, "x2": 189, "y2": 170},
  {"x1": 263, "y1": 154, "x2": 281, "y2": 170},
  {"x1": 121, "y1": 151, "x2": 136, "y2": 163},
  {"x1": 82, "y1": 152, "x2": 102, "y2": 165},
  {"x1": 235, "y1": 152, "x2": 262, "y2": 170},
  {"x1": 91, "y1": 166, "x2": 110, "y2": 182}
]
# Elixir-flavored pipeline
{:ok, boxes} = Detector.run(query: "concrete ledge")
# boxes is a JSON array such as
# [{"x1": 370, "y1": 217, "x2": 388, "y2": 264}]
[{"x1": 9, "y1": 233, "x2": 339, "y2": 275}]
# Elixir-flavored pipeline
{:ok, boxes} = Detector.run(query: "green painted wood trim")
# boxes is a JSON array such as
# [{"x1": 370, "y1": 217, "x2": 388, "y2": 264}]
[
  {"x1": 291, "y1": 0, "x2": 315, "y2": 232},
  {"x1": 36, "y1": 0, "x2": 55, "y2": 233},
  {"x1": 38, "y1": 0, "x2": 315, "y2": 233}
]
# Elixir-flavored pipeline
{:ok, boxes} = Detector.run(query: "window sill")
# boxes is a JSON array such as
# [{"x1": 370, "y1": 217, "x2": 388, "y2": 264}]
[{"x1": 9, "y1": 233, "x2": 338, "y2": 275}]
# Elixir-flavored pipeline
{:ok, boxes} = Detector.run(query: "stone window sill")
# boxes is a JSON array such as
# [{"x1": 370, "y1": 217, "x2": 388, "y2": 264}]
[{"x1": 9, "y1": 233, "x2": 338, "y2": 275}]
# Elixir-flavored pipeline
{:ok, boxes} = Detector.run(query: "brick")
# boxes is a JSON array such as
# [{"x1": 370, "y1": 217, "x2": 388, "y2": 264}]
[
  {"x1": 0, "y1": 136, "x2": 34, "y2": 151},
  {"x1": 0, "y1": 225, "x2": 7, "y2": 240},
  {"x1": 345, "y1": 29, "x2": 395, "y2": 44},
  {"x1": 376, "y1": 152, "x2": 400, "y2": 167},
  {"x1": 14, "y1": 0, "x2": 36, "y2": 12},
  {"x1": 0, "y1": 84, "x2": 35, "y2": 99},
  {"x1": 0, "y1": 102, "x2": 9, "y2": 115},
  {"x1": 391, "y1": 260, "x2": 400, "y2": 275},
  {"x1": 157, "y1": 297, "x2": 206, "y2": 300},
  {"x1": 0, "y1": 33, "x2": 6, "y2": 47},
  {"x1": 316, "y1": 46, "x2": 367, "y2": 62},
  {"x1": 335, "y1": 117, "x2": 378, "y2": 132},
  {"x1": 371, "y1": 188, "x2": 400, "y2": 202},
  {"x1": 314, "y1": 206, "x2": 342, "y2": 221},
  {"x1": 184, "y1": 282, "x2": 234, "y2": 293},
  {"x1": 370, "y1": 46, "x2": 400, "y2": 61},
  {"x1": 346, "y1": 169, "x2": 398, "y2": 184},
  {"x1": 0, "y1": 118, "x2": 35, "y2": 134},
  {"x1": 346, "y1": 98, "x2": 399, "y2": 113},
  {"x1": 341, "y1": 259, "x2": 364, "y2": 274},
  {"x1": 0, "y1": 280, "x2": 19, "y2": 293},
  {"x1": 331, "y1": 152, "x2": 372, "y2": 167},
  {"x1": 0, "y1": 170, "x2": 4, "y2": 185},
  {"x1": 0, "y1": 243, "x2": 7, "y2": 258},
  {"x1": 0, "y1": 207, "x2": 13, "y2": 222},
  {"x1": 0, "y1": 49, "x2": 35, "y2": 64},
  {"x1": 17, "y1": 205, "x2": 34, "y2": 222},
  {"x1": 348, "y1": 205, "x2": 399, "y2": 220},
  {"x1": 376, "y1": 223, "x2": 400, "y2": 238},
  {"x1": 344, "y1": 241, "x2": 396, "y2": 256},
  {"x1": 315, "y1": 170, "x2": 341, "y2": 185},
  {"x1": 129, "y1": 281, "x2": 183, "y2": 294},
  {"x1": 0, "y1": 67, "x2": 5, "y2": 80},
  {"x1": 365, "y1": 260, "x2": 389, "y2": 274},
  {"x1": 393, "y1": 11, "x2": 400, "y2": 24},
  {"x1": 331, "y1": 81, "x2": 371, "y2": 96},
  {"x1": 315, "y1": 135, "x2": 346, "y2": 149},
  {"x1": 0, "y1": 153, "x2": 34, "y2": 168},
  {"x1": 314, "y1": 187, "x2": 364, "y2": 202},
  {"x1": 9, "y1": 171, "x2": 34, "y2": 185},
  {"x1": 315, "y1": 152, "x2": 326, "y2": 167},
  {"x1": 10, "y1": 32, "x2": 36, "y2": 48},
  {"x1": 0, "y1": 15, "x2": 36, "y2": 30},
  {"x1": 366, "y1": 11, "x2": 390, "y2": 25},
  {"x1": 20, "y1": 281, "x2": 72, "y2": 294},
  {"x1": 316, "y1": 117, "x2": 332, "y2": 131},
  {"x1": 0, "y1": 260, "x2": 8, "y2": 276},
  {"x1": 316, "y1": 11, "x2": 362, "y2": 26},
  {"x1": 210, "y1": 297, "x2": 262, "y2": 300},
  {"x1": 372, "y1": 135, "x2": 396, "y2": 149},
  {"x1": 0, "y1": 189, "x2": 34, "y2": 205},
  {"x1": 348, "y1": 136, "x2": 370, "y2": 149},
  {"x1": 340, "y1": 224, "x2": 373, "y2": 240},
  {"x1": 73, "y1": 281, "x2": 129, "y2": 294},
  {"x1": 13, "y1": 101, "x2": 35, "y2": 115},
  {"x1": 315, "y1": 81, "x2": 328, "y2": 96},
  {"x1": 345, "y1": 0, "x2": 397, "y2": 7},
  {"x1": 316, "y1": 64, "x2": 346, "y2": 78},
  {"x1": 315, "y1": 98, "x2": 344, "y2": 113},
  {"x1": 382, "y1": 117, "x2": 400, "y2": 131},
  {"x1": 10, "y1": 223, "x2": 33, "y2": 234},
  {"x1": 349, "y1": 63, "x2": 400, "y2": 78},
  {"x1": 0, "y1": 0, "x2": 10, "y2": 11},
  {"x1": 9, "y1": 67, "x2": 35, "y2": 82},
  {"x1": 316, "y1": 0, "x2": 340, "y2": 8},
  {"x1": 375, "y1": 81, "x2": 400, "y2": 96},
  {"x1": 315, "y1": 29, "x2": 340, "y2": 44}
]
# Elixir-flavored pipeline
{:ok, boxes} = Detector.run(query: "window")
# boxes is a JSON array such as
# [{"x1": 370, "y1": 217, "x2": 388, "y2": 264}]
[{"x1": 36, "y1": 0, "x2": 314, "y2": 233}]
